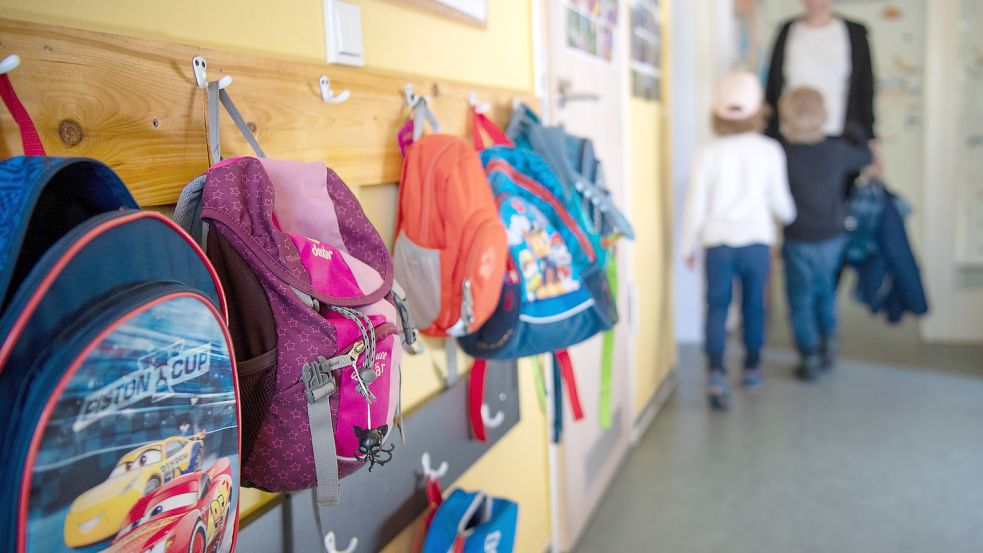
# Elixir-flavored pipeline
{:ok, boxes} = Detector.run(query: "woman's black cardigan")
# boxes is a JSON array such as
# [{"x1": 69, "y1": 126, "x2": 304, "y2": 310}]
[{"x1": 764, "y1": 17, "x2": 876, "y2": 141}]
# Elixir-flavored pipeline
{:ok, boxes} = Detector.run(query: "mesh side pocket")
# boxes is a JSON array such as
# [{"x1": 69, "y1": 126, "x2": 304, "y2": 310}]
[
  {"x1": 204, "y1": 230, "x2": 279, "y2": 468},
  {"x1": 393, "y1": 231, "x2": 443, "y2": 330},
  {"x1": 236, "y1": 349, "x2": 278, "y2": 467}
]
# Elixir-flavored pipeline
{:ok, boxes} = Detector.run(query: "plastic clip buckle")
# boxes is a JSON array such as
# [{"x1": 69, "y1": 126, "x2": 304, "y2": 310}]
[{"x1": 302, "y1": 357, "x2": 337, "y2": 404}]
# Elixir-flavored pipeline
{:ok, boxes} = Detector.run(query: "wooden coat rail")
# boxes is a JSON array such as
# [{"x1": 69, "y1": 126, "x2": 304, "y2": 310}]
[{"x1": 0, "y1": 19, "x2": 536, "y2": 206}]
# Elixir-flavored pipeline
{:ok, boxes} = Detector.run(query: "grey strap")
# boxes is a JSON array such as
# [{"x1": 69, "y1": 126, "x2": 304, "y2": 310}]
[
  {"x1": 206, "y1": 80, "x2": 266, "y2": 165},
  {"x1": 309, "y1": 393, "x2": 340, "y2": 506},
  {"x1": 207, "y1": 82, "x2": 222, "y2": 166},
  {"x1": 412, "y1": 99, "x2": 440, "y2": 140},
  {"x1": 444, "y1": 338, "x2": 459, "y2": 386},
  {"x1": 391, "y1": 281, "x2": 423, "y2": 355},
  {"x1": 219, "y1": 88, "x2": 266, "y2": 158},
  {"x1": 303, "y1": 357, "x2": 343, "y2": 507}
]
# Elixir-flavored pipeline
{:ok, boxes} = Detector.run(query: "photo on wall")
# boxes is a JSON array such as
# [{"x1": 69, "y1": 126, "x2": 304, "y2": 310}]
[
  {"x1": 630, "y1": 0, "x2": 662, "y2": 100},
  {"x1": 566, "y1": 0, "x2": 620, "y2": 62}
]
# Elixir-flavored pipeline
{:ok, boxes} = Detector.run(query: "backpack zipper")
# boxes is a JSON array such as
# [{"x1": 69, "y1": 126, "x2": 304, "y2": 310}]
[{"x1": 418, "y1": 139, "x2": 458, "y2": 246}]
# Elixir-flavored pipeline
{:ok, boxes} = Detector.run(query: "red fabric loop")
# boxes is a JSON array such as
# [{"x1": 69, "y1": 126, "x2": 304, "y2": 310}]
[
  {"x1": 0, "y1": 74, "x2": 45, "y2": 156},
  {"x1": 413, "y1": 477, "x2": 445, "y2": 553},
  {"x1": 556, "y1": 349, "x2": 584, "y2": 421},
  {"x1": 470, "y1": 107, "x2": 515, "y2": 151},
  {"x1": 424, "y1": 477, "x2": 444, "y2": 525},
  {"x1": 468, "y1": 358, "x2": 489, "y2": 442}
]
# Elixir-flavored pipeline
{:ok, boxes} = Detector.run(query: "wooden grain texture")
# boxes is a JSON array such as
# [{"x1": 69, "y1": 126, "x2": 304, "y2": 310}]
[{"x1": 0, "y1": 19, "x2": 533, "y2": 205}]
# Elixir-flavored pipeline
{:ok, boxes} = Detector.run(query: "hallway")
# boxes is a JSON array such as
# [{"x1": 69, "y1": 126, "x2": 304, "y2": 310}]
[{"x1": 574, "y1": 329, "x2": 983, "y2": 551}]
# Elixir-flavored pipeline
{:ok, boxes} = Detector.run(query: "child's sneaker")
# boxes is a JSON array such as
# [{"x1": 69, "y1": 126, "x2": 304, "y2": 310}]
[
  {"x1": 707, "y1": 371, "x2": 730, "y2": 410},
  {"x1": 741, "y1": 368, "x2": 762, "y2": 390},
  {"x1": 795, "y1": 353, "x2": 822, "y2": 381}
]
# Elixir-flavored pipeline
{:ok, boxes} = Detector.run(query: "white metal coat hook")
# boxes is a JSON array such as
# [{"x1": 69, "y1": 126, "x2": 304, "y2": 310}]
[
  {"x1": 319, "y1": 75, "x2": 350, "y2": 104},
  {"x1": 404, "y1": 83, "x2": 420, "y2": 108},
  {"x1": 192, "y1": 56, "x2": 232, "y2": 90},
  {"x1": 0, "y1": 55, "x2": 21, "y2": 75},
  {"x1": 481, "y1": 403, "x2": 506, "y2": 429},
  {"x1": 468, "y1": 92, "x2": 491, "y2": 114},
  {"x1": 324, "y1": 531, "x2": 358, "y2": 553},
  {"x1": 421, "y1": 452, "x2": 449, "y2": 481}
]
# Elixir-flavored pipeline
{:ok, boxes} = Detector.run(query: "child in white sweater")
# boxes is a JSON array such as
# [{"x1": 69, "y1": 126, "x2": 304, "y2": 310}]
[{"x1": 681, "y1": 71, "x2": 797, "y2": 409}]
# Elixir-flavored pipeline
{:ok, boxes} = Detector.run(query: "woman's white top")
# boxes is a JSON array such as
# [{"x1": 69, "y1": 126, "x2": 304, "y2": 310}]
[
  {"x1": 784, "y1": 17, "x2": 852, "y2": 136},
  {"x1": 680, "y1": 133, "x2": 796, "y2": 258}
]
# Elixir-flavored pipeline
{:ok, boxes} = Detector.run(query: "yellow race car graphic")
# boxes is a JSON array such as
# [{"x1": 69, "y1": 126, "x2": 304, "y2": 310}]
[{"x1": 63, "y1": 432, "x2": 205, "y2": 548}]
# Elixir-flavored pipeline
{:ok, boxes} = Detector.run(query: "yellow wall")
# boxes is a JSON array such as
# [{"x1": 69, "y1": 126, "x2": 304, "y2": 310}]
[
  {"x1": 629, "y1": 98, "x2": 673, "y2": 416},
  {"x1": 627, "y1": 3, "x2": 676, "y2": 419},
  {"x1": 0, "y1": 0, "x2": 534, "y2": 92},
  {"x1": 0, "y1": 2, "x2": 548, "y2": 551}
]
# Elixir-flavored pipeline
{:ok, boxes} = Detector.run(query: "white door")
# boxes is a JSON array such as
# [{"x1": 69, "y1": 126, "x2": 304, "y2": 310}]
[{"x1": 542, "y1": 2, "x2": 633, "y2": 551}]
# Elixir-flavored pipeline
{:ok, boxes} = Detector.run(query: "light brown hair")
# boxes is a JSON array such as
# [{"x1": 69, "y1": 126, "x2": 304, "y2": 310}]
[
  {"x1": 711, "y1": 105, "x2": 771, "y2": 136},
  {"x1": 780, "y1": 87, "x2": 827, "y2": 144}
]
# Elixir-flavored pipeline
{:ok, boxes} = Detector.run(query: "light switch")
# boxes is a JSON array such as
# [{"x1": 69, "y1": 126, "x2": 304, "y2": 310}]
[{"x1": 324, "y1": 0, "x2": 365, "y2": 67}]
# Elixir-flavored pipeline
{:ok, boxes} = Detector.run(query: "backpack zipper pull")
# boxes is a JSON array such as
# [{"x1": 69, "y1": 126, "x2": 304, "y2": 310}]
[
  {"x1": 347, "y1": 340, "x2": 378, "y2": 403},
  {"x1": 348, "y1": 340, "x2": 366, "y2": 365}
]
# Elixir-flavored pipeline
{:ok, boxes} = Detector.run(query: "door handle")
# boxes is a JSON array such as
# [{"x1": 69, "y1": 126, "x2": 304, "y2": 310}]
[{"x1": 557, "y1": 78, "x2": 600, "y2": 108}]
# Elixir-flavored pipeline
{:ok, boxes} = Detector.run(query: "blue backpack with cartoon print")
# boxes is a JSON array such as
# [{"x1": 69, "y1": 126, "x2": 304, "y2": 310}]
[
  {"x1": 0, "y1": 74, "x2": 241, "y2": 553},
  {"x1": 458, "y1": 110, "x2": 617, "y2": 361},
  {"x1": 459, "y1": 108, "x2": 617, "y2": 443}
]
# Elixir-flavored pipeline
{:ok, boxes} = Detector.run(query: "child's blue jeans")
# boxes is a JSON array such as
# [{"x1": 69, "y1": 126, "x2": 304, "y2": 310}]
[
  {"x1": 704, "y1": 244, "x2": 770, "y2": 371},
  {"x1": 782, "y1": 234, "x2": 847, "y2": 355}
]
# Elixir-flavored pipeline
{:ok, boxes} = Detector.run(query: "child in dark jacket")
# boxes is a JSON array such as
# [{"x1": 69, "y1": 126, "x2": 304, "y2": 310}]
[{"x1": 779, "y1": 86, "x2": 872, "y2": 380}]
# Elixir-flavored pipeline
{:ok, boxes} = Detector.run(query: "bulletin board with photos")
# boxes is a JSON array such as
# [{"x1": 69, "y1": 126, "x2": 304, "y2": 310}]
[
  {"x1": 565, "y1": 0, "x2": 620, "y2": 62},
  {"x1": 630, "y1": 0, "x2": 662, "y2": 100}
]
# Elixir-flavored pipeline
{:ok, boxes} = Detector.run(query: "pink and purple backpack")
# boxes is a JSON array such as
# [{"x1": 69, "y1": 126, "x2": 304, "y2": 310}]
[{"x1": 177, "y1": 155, "x2": 410, "y2": 506}]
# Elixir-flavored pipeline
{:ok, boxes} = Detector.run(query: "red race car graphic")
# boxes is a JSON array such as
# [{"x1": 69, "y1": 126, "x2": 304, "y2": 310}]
[{"x1": 106, "y1": 458, "x2": 234, "y2": 553}]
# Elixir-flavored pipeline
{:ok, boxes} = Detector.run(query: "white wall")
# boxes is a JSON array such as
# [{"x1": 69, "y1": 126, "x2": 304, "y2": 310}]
[
  {"x1": 921, "y1": 0, "x2": 983, "y2": 343},
  {"x1": 671, "y1": 0, "x2": 736, "y2": 343}
]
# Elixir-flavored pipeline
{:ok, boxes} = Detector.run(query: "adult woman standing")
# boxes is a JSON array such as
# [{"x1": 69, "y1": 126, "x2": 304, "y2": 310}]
[{"x1": 764, "y1": 0, "x2": 877, "y2": 144}]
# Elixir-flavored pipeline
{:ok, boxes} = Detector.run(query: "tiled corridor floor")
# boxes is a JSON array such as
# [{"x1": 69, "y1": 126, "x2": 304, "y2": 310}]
[{"x1": 574, "y1": 296, "x2": 983, "y2": 552}]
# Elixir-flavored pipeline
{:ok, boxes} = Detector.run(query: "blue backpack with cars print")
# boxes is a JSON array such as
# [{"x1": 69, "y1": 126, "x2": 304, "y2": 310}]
[{"x1": 0, "y1": 74, "x2": 241, "y2": 553}]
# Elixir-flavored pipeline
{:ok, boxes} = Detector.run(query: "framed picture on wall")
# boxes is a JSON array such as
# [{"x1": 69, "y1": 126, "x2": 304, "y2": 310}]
[
  {"x1": 630, "y1": 0, "x2": 661, "y2": 100},
  {"x1": 565, "y1": 0, "x2": 620, "y2": 63},
  {"x1": 386, "y1": 0, "x2": 488, "y2": 27}
]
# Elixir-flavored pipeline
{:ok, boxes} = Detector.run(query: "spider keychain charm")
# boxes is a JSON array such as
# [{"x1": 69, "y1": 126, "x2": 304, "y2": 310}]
[{"x1": 353, "y1": 425, "x2": 395, "y2": 471}]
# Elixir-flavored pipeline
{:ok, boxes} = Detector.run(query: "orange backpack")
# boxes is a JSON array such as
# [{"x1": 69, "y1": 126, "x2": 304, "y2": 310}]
[{"x1": 394, "y1": 134, "x2": 508, "y2": 337}]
